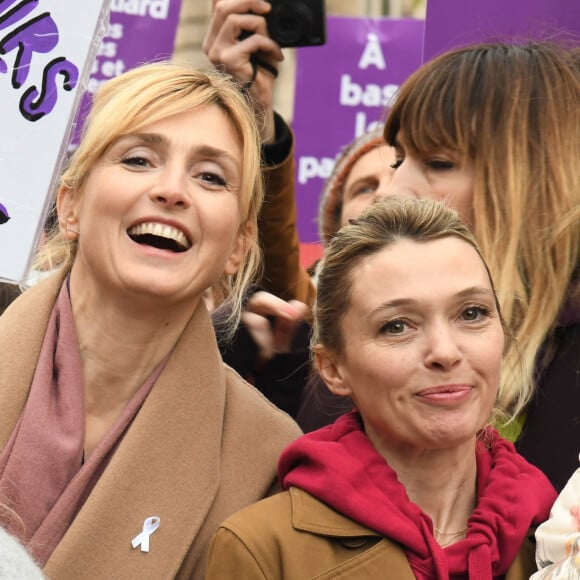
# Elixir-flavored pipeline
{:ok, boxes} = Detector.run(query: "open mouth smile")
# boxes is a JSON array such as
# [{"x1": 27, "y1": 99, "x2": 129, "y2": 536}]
[{"x1": 127, "y1": 222, "x2": 192, "y2": 253}]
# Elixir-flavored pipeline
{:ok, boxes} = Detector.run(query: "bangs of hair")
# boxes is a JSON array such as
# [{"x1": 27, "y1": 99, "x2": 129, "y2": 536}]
[
  {"x1": 384, "y1": 56, "x2": 475, "y2": 157},
  {"x1": 384, "y1": 43, "x2": 558, "y2": 160},
  {"x1": 82, "y1": 68, "x2": 243, "y2": 171}
]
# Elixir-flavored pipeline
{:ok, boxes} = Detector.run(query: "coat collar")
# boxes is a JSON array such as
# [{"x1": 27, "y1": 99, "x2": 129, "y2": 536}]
[
  {"x1": 0, "y1": 271, "x2": 230, "y2": 579},
  {"x1": 288, "y1": 486, "x2": 533, "y2": 579},
  {"x1": 289, "y1": 487, "x2": 416, "y2": 578},
  {"x1": 290, "y1": 486, "x2": 380, "y2": 538}
]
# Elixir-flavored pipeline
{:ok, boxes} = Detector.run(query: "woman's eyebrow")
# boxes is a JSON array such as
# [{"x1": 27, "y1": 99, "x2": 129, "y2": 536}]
[
  {"x1": 368, "y1": 286, "x2": 495, "y2": 318},
  {"x1": 455, "y1": 286, "x2": 495, "y2": 300},
  {"x1": 111, "y1": 135, "x2": 240, "y2": 168},
  {"x1": 193, "y1": 144, "x2": 240, "y2": 168},
  {"x1": 120, "y1": 132, "x2": 164, "y2": 145}
]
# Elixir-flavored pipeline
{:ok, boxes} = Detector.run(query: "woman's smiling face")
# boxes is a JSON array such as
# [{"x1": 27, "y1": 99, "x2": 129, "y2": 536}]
[
  {"x1": 59, "y1": 104, "x2": 246, "y2": 307},
  {"x1": 317, "y1": 236, "x2": 505, "y2": 458}
]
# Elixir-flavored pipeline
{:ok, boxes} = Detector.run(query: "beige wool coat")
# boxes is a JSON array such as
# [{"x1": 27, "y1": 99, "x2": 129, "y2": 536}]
[
  {"x1": 206, "y1": 487, "x2": 539, "y2": 579},
  {"x1": 0, "y1": 272, "x2": 302, "y2": 579}
]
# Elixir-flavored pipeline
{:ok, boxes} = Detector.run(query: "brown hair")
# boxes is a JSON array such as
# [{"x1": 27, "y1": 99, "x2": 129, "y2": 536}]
[{"x1": 384, "y1": 40, "x2": 580, "y2": 416}]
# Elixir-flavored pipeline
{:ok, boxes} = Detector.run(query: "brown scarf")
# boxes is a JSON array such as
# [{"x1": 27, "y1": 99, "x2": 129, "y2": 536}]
[{"x1": 0, "y1": 281, "x2": 165, "y2": 566}]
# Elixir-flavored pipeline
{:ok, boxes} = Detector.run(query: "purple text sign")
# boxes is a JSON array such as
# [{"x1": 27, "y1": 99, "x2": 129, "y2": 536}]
[
  {"x1": 292, "y1": 16, "x2": 424, "y2": 243},
  {"x1": 424, "y1": 0, "x2": 580, "y2": 61},
  {"x1": 71, "y1": 0, "x2": 183, "y2": 145}
]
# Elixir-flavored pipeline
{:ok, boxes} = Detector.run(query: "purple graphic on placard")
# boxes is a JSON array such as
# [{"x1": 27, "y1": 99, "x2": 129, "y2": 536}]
[
  {"x1": 0, "y1": 8, "x2": 80, "y2": 121},
  {"x1": 292, "y1": 16, "x2": 424, "y2": 243},
  {"x1": 0, "y1": 203, "x2": 10, "y2": 225},
  {"x1": 1, "y1": 13, "x2": 60, "y2": 89},
  {"x1": 424, "y1": 0, "x2": 580, "y2": 61}
]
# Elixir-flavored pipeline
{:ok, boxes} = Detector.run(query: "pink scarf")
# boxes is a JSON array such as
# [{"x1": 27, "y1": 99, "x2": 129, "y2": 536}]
[
  {"x1": 0, "y1": 281, "x2": 165, "y2": 566},
  {"x1": 279, "y1": 411, "x2": 557, "y2": 579}
]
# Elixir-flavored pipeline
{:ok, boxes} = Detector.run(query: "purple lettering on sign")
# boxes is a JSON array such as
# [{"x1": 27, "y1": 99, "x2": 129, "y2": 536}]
[
  {"x1": 0, "y1": 202, "x2": 10, "y2": 225},
  {"x1": 20, "y1": 56, "x2": 78, "y2": 120},
  {"x1": 0, "y1": 12, "x2": 59, "y2": 88},
  {"x1": 0, "y1": 3, "x2": 80, "y2": 123},
  {"x1": 0, "y1": 0, "x2": 39, "y2": 31}
]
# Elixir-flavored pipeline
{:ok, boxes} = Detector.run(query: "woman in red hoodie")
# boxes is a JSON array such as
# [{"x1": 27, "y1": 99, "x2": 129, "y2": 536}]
[{"x1": 206, "y1": 196, "x2": 556, "y2": 580}]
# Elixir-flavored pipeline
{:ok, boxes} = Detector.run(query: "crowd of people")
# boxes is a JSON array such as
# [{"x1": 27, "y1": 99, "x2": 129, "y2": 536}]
[{"x1": 0, "y1": 0, "x2": 578, "y2": 577}]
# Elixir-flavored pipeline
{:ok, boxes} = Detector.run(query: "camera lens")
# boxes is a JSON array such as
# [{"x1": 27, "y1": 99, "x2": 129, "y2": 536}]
[{"x1": 269, "y1": 2, "x2": 312, "y2": 46}]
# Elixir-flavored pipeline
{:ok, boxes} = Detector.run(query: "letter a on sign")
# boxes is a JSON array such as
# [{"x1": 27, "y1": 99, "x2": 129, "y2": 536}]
[{"x1": 358, "y1": 33, "x2": 386, "y2": 70}]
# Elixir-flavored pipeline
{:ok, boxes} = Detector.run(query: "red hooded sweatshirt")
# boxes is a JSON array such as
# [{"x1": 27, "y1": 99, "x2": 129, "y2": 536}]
[{"x1": 279, "y1": 411, "x2": 556, "y2": 580}]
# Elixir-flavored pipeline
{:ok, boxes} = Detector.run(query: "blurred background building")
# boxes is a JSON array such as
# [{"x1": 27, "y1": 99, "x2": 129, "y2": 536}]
[{"x1": 173, "y1": 0, "x2": 426, "y2": 121}]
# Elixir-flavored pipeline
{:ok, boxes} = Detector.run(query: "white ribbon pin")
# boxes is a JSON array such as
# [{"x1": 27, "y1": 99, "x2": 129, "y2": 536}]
[{"x1": 131, "y1": 516, "x2": 161, "y2": 553}]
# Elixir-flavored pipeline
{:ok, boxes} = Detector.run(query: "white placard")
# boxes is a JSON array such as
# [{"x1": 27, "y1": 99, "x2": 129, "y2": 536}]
[{"x1": 0, "y1": 0, "x2": 111, "y2": 283}]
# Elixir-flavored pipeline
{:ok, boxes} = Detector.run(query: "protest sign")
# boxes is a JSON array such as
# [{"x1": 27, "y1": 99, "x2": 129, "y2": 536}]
[
  {"x1": 292, "y1": 16, "x2": 424, "y2": 245},
  {"x1": 71, "y1": 0, "x2": 183, "y2": 145},
  {"x1": 0, "y1": 1, "x2": 110, "y2": 283},
  {"x1": 424, "y1": 0, "x2": 580, "y2": 60},
  {"x1": 0, "y1": 0, "x2": 183, "y2": 284}
]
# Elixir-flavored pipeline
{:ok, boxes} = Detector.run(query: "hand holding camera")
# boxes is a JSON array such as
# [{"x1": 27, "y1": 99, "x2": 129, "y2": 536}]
[
  {"x1": 204, "y1": 0, "x2": 285, "y2": 143},
  {"x1": 204, "y1": 0, "x2": 326, "y2": 142}
]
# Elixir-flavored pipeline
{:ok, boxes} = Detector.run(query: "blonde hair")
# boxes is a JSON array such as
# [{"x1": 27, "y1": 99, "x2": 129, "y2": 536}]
[
  {"x1": 384, "y1": 40, "x2": 580, "y2": 418},
  {"x1": 36, "y1": 61, "x2": 264, "y2": 336},
  {"x1": 313, "y1": 196, "x2": 515, "y2": 425}
]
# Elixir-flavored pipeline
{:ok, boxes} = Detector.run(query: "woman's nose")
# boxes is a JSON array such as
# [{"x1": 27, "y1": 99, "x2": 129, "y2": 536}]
[
  {"x1": 373, "y1": 175, "x2": 395, "y2": 201},
  {"x1": 148, "y1": 168, "x2": 190, "y2": 209},
  {"x1": 423, "y1": 325, "x2": 463, "y2": 371}
]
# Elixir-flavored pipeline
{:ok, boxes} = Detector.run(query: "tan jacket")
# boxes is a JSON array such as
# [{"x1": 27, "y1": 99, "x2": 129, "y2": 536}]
[
  {"x1": 0, "y1": 273, "x2": 302, "y2": 579},
  {"x1": 260, "y1": 147, "x2": 316, "y2": 308},
  {"x1": 206, "y1": 487, "x2": 538, "y2": 579}
]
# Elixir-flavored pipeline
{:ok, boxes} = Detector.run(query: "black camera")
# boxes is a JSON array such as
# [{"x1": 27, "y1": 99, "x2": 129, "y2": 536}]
[{"x1": 265, "y1": 0, "x2": 326, "y2": 48}]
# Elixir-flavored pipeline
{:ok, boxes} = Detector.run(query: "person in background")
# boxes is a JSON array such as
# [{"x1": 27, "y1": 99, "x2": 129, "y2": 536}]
[
  {"x1": 0, "y1": 61, "x2": 301, "y2": 579},
  {"x1": 216, "y1": 124, "x2": 396, "y2": 417},
  {"x1": 204, "y1": 0, "x2": 314, "y2": 306},
  {"x1": 302, "y1": 39, "x2": 580, "y2": 443},
  {"x1": 314, "y1": 124, "x2": 395, "y2": 271},
  {"x1": 296, "y1": 126, "x2": 397, "y2": 428},
  {"x1": 206, "y1": 196, "x2": 557, "y2": 579},
  {"x1": 532, "y1": 457, "x2": 580, "y2": 578},
  {"x1": 383, "y1": 40, "x2": 579, "y2": 491},
  {"x1": 204, "y1": 0, "x2": 396, "y2": 418},
  {"x1": 205, "y1": 9, "x2": 580, "y2": 485}
]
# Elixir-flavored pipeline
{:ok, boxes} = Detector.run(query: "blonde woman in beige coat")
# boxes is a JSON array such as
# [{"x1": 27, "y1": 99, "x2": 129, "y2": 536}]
[{"x1": 0, "y1": 62, "x2": 301, "y2": 579}]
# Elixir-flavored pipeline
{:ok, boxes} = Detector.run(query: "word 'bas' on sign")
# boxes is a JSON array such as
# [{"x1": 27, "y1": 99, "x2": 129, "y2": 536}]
[{"x1": 0, "y1": 1, "x2": 79, "y2": 122}]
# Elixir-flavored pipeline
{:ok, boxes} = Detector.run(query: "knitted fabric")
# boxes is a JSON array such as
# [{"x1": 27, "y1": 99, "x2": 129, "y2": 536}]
[{"x1": 318, "y1": 126, "x2": 386, "y2": 245}]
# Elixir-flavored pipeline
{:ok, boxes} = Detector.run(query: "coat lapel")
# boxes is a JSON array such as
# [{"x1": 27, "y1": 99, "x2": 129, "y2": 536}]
[
  {"x1": 0, "y1": 273, "x2": 64, "y2": 448},
  {"x1": 291, "y1": 488, "x2": 416, "y2": 579},
  {"x1": 0, "y1": 276, "x2": 227, "y2": 579},
  {"x1": 45, "y1": 299, "x2": 227, "y2": 579}
]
